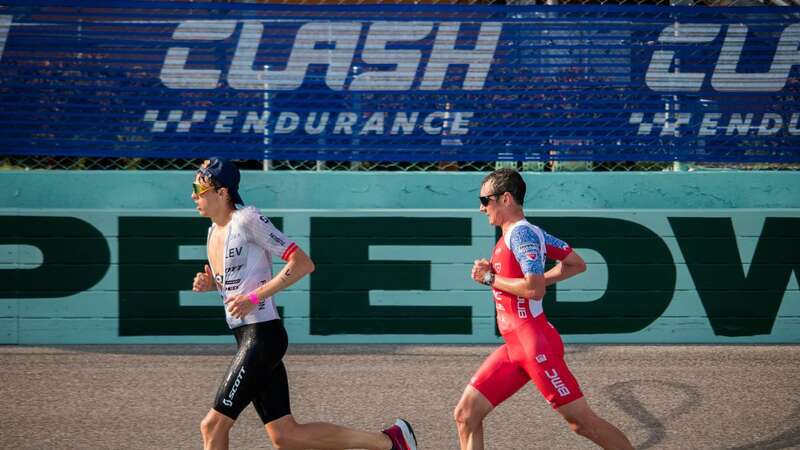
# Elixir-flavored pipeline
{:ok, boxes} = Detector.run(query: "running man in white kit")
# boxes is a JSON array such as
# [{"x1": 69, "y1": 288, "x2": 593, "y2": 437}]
[{"x1": 191, "y1": 157, "x2": 417, "y2": 450}]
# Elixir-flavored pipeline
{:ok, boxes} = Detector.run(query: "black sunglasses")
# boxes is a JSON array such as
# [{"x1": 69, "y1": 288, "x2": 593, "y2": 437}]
[{"x1": 479, "y1": 192, "x2": 505, "y2": 207}]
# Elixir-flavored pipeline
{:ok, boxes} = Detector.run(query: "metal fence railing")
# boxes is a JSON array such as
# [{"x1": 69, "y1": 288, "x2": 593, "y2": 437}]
[{"x1": 6, "y1": 154, "x2": 799, "y2": 172}]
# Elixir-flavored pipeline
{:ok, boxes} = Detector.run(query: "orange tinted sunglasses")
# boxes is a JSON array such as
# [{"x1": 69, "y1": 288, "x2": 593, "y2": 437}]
[{"x1": 192, "y1": 182, "x2": 213, "y2": 195}]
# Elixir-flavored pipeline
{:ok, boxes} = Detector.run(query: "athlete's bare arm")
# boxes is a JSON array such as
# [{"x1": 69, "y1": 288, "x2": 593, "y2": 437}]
[
  {"x1": 225, "y1": 248, "x2": 315, "y2": 319},
  {"x1": 472, "y1": 250, "x2": 585, "y2": 299},
  {"x1": 472, "y1": 259, "x2": 545, "y2": 300},
  {"x1": 544, "y1": 251, "x2": 586, "y2": 286},
  {"x1": 496, "y1": 272, "x2": 545, "y2": 300},
  {"x1": 258, "y1": 247, "x2": 315, "y2": 299}
]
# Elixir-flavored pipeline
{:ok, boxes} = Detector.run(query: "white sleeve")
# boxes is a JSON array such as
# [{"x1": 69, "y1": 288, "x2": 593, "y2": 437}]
[{"x1": 239, "y1": 207, "x2": 299, "y2": 261}]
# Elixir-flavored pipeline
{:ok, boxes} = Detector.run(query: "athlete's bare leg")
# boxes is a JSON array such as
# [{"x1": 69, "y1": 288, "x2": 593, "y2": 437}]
[
  {"x1": 556, "y1": 397, "x2": 634, "y2": 450},
  {"x1": 265, "y1": 414, "x2": 393, "y2": 450},
  {"x1": 453, "y1": 385, "x2": 495, "y2": 450},
  {"x1": 200, "y1": 409, "x2": 235, "y2": 450}
]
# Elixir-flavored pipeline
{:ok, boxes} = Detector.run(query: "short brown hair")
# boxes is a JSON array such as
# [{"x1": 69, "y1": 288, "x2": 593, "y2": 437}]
[{"x1": 482, "y1": 168, "x2": 526, "y2": 206}]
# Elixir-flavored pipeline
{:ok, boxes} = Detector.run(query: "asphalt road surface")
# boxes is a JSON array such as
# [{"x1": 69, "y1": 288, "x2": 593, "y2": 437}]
[{"x1": 1, "y1": 344, "x2": 798, "y2": 450}]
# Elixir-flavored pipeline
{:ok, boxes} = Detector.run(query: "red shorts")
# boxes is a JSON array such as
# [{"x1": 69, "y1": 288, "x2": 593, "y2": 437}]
[{"x1": 470, "y1": 317, "x2": 583, "y2": 409}]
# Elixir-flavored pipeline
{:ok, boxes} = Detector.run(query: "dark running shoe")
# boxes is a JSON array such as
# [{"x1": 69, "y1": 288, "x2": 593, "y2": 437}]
[{"x1": 382, "y1": 418, "x2": 417, "y2": 450}]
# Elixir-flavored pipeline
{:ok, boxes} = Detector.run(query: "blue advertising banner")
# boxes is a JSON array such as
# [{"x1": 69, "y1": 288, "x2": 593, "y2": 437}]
[{"x1": 0, "y1": 1, "x2": 798, "y2": 162}]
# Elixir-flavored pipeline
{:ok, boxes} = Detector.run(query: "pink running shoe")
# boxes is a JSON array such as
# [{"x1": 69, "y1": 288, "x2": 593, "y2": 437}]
[{"x1": 382, "y1": 418, "x2": 417, "y2": 450}]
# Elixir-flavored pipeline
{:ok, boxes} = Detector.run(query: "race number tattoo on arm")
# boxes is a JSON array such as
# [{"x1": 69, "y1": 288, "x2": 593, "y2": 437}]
[{"x1": 281, "y1": 268, "x2": 293, "y2": 283}]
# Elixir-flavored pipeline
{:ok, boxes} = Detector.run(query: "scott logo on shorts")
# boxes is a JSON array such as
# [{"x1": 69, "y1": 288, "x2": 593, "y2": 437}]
[
  {"x1": 222, "y1": 367, "x2": 246, "y2": 407},
  {"x1": 545, "y1": 369, "x2": 571, "y2": 397}
]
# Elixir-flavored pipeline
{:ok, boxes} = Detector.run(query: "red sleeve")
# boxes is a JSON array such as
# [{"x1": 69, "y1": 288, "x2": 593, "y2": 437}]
[
  {"x1": 543, "y1": 231, "x2": 573, "y2": 260},
  {"x1": 281, "y1": 242, "x2": 299, "y2": 261},
  {"x1": 546, "y1": 243, "x2": 572, "y2": 260}
]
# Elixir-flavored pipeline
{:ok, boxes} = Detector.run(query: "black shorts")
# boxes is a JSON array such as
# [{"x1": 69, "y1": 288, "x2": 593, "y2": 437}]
[{"x1": 212, "y1": 319, "x2": 290, "y2": 424}]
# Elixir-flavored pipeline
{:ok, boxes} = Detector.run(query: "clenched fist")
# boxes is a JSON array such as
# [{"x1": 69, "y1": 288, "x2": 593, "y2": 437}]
[
  {"x1": 193, "y1": 264, "x2": 217, "y2": 292},
  {"x1": 471, "y1": 258, "x2": 492, "y2": 284}
]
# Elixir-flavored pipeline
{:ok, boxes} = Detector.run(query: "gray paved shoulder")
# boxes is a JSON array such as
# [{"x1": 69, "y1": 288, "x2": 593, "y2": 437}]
[{"x1": 0, "y1": 345, "x2": 798, "y2": 450}]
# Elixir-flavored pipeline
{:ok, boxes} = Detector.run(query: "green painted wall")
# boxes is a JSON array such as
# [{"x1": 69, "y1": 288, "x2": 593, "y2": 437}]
[{"x1": 2, "y1": 171, "x2": 798, "y2": 344}]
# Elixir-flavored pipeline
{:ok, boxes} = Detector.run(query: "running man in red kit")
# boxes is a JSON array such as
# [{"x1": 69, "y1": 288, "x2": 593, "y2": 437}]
[{"x1": 453, "y1": 168, "x2": 634, "y2": 450}]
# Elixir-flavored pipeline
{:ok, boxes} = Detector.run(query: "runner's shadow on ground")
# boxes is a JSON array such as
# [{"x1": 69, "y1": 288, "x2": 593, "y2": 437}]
[
  {"x1": 725, "y1": 404, "x2": 800, "y2": 450},
  {"x1": 605, "y1": 379, "x2": 702, "y2": 450},
  {"x1": 605, "y1": 380, "x2": 800, "y2": 450}
]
